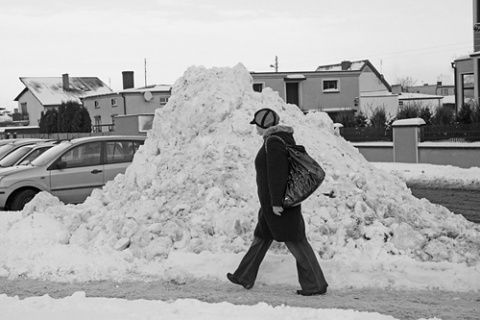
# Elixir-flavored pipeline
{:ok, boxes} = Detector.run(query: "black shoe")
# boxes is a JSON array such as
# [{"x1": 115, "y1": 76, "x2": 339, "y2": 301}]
[
  {"x1": 227, "y1": 273, "x2": 253, "y2": 290},
  {"x1": 296, "y1": 287, "x2": 327, "y2": 296}
]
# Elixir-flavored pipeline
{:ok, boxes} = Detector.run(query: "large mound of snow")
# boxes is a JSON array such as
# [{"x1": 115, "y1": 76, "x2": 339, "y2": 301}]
[{"x1": 0, "y1": 64, "x2": 479, "y2": 288}]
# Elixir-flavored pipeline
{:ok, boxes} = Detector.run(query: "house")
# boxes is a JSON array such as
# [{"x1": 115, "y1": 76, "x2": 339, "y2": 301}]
[
  {"x1": 396, "y1": 92, "x2": 444, "y2": 110},
  {"x1": 14, "y1": 74, "x2": 112, "y2": 127},
  {"x1": 452, "y1": 0, "x2": 479, "y2": 113},
  {"x1": 81, "y1": 71, "x2": 171, "y2": 132},
  {"x1": 250, "y1": 59, "x2": 397, "y2": 122},
  {"x1": 404, "y1": 82, "x2": 455, "y2": 96}
]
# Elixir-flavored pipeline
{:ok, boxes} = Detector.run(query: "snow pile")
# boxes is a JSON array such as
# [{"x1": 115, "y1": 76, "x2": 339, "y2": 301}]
[{"x1": 0, "y1": 63, "x2": 479, "y2": 285}]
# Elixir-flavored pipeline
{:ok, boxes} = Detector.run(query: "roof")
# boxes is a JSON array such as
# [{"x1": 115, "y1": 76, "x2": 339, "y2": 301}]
[
  {"x1": 398, "y1": 92, "x2": 444, "y2": 100},
  {"x1": 15, "y1": 77, "x2": 113, "y2": 106},
  {"x1": 81, "y1": 83, "x2": 172, "y2": 99},
  {"x1": 316, "y1": 60, "x2": 368, "y2": 72},
  {"x1": 316, "y1": 59, "x2": 391, "y2": 91}
]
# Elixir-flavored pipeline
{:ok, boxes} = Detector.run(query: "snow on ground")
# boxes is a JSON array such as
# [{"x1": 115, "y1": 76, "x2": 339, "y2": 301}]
[
  {"x1": 0, "y1": 64, "x2": 478, "y2": 320},
  {"x1": 373, "y1": 162, "x2": 480, "y2": 190},
  {"x1": 0, "y1": 292, "x2": 437, "y2": 320}
]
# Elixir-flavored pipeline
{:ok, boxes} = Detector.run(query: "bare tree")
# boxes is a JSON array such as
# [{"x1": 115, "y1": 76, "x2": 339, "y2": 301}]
[{"x1": 396, "y1": 76, "x2": 417, "y2": 92}]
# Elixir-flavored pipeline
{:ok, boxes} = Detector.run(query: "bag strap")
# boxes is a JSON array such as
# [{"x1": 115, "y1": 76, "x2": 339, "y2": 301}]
[{"x1": 264, "y1": 135, "x2": 288, "y2": 154}]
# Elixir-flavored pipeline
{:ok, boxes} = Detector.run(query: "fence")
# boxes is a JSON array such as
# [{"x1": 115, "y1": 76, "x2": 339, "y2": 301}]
[
  {"x1": 421, "y1": 124, "x2": 480, "y2": 142},
  {"x1": 339, "y1": 126, "x2": 393, "y2": 142},
  {"x1": 347, "y1": 119, "x2": 480, "y2": 168},
  {"x1": 340, "y1": 123, "x2": 480, "y2": 143}
]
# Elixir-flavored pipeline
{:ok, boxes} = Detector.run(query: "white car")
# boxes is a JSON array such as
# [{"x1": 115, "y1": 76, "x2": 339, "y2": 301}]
[
  {"x1": 0, "y1": 135, "x2": 145, "y2": 211},
  {"x1": 0, "y1": 141, "x2": 61, "y2": 167}
]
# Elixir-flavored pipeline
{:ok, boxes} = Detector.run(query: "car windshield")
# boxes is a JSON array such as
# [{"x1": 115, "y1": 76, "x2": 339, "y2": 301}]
[
  {"x1": 17, "y1": 146, "x2": 52, "y2": 166},
  {"x1": 0, "y1": 145, "x2": 34, "y2": 167},
  {"x1": 30, "y1": 142, "x2": 72, "y2": 166},
  {"x1": 0, "y1": 144, "x2": 18, "y2": 159}
]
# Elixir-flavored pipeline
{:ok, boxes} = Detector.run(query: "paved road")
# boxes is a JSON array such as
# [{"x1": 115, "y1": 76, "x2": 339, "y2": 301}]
[{"x1": 409, "y1": 186, "x2": 480, "y2": 224}]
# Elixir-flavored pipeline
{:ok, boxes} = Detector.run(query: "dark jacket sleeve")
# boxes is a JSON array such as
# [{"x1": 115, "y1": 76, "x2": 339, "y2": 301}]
[{"x1": 265, "y1": 136, "x2": 289, "y2": 207}]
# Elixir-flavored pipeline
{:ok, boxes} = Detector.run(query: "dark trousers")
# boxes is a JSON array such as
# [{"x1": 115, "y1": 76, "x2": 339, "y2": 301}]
[{"x1": 232, "y1": 236, "x2": 328, "y2": 291}]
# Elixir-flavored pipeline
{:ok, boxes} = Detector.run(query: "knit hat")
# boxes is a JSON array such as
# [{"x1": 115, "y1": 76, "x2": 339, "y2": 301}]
[{"x1": 249, "y1": 108, "x2": 280, "y2": 129}]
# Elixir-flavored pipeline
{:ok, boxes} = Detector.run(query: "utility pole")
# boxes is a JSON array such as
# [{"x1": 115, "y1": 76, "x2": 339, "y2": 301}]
[
  {"x1": 270, "y1": 56, "x2": 278, "y2": 72},
  {"x1": 144, "y1": 58, "x2": 147, "y2": 87}
]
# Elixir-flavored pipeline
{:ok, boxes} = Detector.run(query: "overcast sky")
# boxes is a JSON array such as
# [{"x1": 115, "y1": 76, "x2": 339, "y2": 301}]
[{"x1": 0, "y1": 0, "x2": 473, "y2": 111}]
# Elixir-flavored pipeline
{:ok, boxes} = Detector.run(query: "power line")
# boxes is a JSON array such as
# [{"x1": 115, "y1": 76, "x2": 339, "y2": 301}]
[
  {"x1": 278, "y1": 41, "x2": 472, "y2": 68},
  {"x1": 367, "y1": 41, "x2": 472, "y2": 58}
]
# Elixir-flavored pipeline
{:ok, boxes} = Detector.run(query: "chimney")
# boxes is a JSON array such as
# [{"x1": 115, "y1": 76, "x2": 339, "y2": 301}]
[
  {"x1": 341, "y1": 61, "x2": 352, "y2": 70},
  {"x1": 437, "y1": 81, "x2": 442, "y2": 86},
  {"x1": 62, "y1": 73, "x2": 69, "y2": 91},
  {"x1": 122, "y1": 71, "x2": 134, "y2": 89}
]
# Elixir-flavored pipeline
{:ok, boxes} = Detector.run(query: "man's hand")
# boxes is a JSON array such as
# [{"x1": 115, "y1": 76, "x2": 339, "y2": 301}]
[{"x1": 272, "y1": 206, "x2": 283, "y2": 216}]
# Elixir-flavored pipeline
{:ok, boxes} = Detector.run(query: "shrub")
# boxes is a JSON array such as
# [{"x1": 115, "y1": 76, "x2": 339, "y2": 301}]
[
  {"x1": 457, "y1": 104, "x2": 472, "y2": 124},
  {"x1": 396, "y1": 104, "x2": 420, "y2": 119},
  {"x1": 431, "y1": 105, "x2": 454, "y2": 125},
  {"x1": 39, "y1": 101, "x2": 92, "y2": 133},
  {"x1": 369, "y1": 106, "x2": 388, "y2": 127},
  {"x1": 419, "y1": 107, "x2": 433, "y2": 125},
  {"x1": 39, "y1": 109, "x2": 59, "y2": 134},
  {"x1": 353, "y1": 111, "x2": 368, "y2": 128},
  {"x1": 471, "y1": 102, "x2": 480, "y2": 124}
]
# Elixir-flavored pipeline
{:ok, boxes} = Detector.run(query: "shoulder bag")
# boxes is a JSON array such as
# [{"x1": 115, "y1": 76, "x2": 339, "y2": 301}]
[{"x1": 266, "y1": 136, "x2": 326, "y2": 208}]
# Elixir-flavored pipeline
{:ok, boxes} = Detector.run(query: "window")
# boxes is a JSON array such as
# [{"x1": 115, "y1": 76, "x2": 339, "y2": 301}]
[
  {"x1": 111, "y1": 98, "x2": 117, "y2": 107},
  {"x1": 159, "y1": 97, "x2": 169, "y2": 106},
  {"x1": 18, "y1": 147, "x2": 50, "y2": 166},
  {"x1": 94, "y1": 116, "x2": 102, "y2": 133},
  {"x1": 323, "y1": 79, "x2": 339, "y2": 92},
  {"x1": 106, "y1": 140, "x2": 142, "y2": 164},
  {"x1": 462, "y1": 73, "x2": 474, "y2": 101},
  {"x1": 94, "y1": 101, "x2": 100, "y2": 109},
  {"x1": 253, "y1": 83, "x2": 263, "y2": 92},
  {"x1": 20, "y1": 102, "x2": 28, "y2": 113},
  {"x1": 58, "y1": 142, "x2": 101, "y2": 168}
]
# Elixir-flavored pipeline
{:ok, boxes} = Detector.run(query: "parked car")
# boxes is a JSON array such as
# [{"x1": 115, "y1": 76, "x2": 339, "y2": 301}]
[
  {"x1": 0, "y1": 135, "x2": 146, "y2": 211},
  {"x1": 0, "y1": 141, "x2": 62, "y2": 167},
  {"x1": 0, "y1": 139, "x2": 50, "y2": 161},
  {"x1": 0, "y1": 138, "x2": 25, "y2": 147}
]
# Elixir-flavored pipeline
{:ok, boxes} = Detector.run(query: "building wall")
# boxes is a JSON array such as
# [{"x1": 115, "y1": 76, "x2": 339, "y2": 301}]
[
  {"x1": 16, "y1": 90, "x2": 44, "y2": 126},
  {"x1": 113, "y1": 114, "x2": 154, "y2": 136},
  {"x1": 406, "y1": 84, "x2": 455, "y2": 96},
  {"x1": 123, "y1": 93, "x2": 170, "y2": 115},
  {"x1": 354, "y1": 142, "x2": 480, "y2": 168},
  {"x1": 400, "y1": 98, "x2": 443, "y2": 110},
  {"x1": 252, "y1": 72, "x2": 360, "y2": 112},
  {"x1": 358, "y1": 68, "x2": 388, "y2": 92},
  {"x1": 418, "y1": 145, "x2": 480, "y2": 168},
  {"x1": 474, "y1": 0, "x2": 480, "y2": 51},
  {"x1": 455, "y1": 58, "x2": 475, "y2": 108},
  {"x1": 83, "y1": 91, "x2": 169, "y2": 126},
  {"x1": 359, "y1": 94, "x2": 399, "y2": 118}
]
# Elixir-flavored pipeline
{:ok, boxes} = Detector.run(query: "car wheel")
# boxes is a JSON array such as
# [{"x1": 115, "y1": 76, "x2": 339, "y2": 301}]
[{"x1": 10, "y1": 189, "x2": 38, "y2": 211}]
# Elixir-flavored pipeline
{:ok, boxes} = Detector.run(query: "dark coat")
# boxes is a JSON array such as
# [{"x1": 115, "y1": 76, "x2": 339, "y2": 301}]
[{"x1": 253, "y1": 125, "x2": 306, "y2": 242}]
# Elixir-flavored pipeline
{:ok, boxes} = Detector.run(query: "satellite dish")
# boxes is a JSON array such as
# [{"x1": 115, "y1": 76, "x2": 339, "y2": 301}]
[{"x1": 144, "y1": 91, "x2": 153, "y2": 101}]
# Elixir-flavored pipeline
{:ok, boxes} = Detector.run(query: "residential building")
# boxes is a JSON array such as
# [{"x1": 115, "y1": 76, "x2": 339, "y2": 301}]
[
  {"x1": 14, "y1": 74, "x2": 112, "y2": 127},
  {"x1": 452, "y1": 0, "x2": 479, "y2": 113},
  {"x1": 404, "y1": 82, "x2": 455, "y2": 96},
  {"x1": 251, "y1": 60, "x2": 397, "y2": 121},
  {"x1": 81, "y1": 71, "x2": 171, "y2": 132}
]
